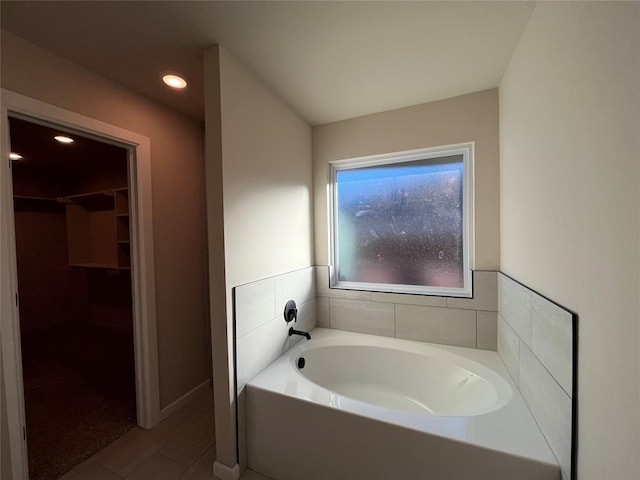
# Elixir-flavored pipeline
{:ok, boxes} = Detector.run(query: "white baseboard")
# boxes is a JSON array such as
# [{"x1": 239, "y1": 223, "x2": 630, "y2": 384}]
[
  {"x1": 159, "y1": 378, "x2": 211, "y2": 420},
  {"x1": 213, "y1": 461, "x2": 240, "y2": 480}
]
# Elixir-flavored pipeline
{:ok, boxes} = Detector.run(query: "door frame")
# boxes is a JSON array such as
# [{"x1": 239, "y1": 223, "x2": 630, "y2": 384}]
[{"x1": 1, "y1": 89, "x2": 161, "y2": 479}]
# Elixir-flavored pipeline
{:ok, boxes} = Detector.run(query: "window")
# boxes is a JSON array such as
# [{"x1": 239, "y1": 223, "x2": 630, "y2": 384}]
[{"x1": 330, "y1": 144, "x2": 473, "y2": 297}]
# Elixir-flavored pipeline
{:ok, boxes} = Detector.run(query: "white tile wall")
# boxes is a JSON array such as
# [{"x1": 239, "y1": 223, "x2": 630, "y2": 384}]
[
  {"x1": 315, "y1": 267, "x2": 498, "y2": 351},
  {"x1": 497, "y1": 314, "x2": 520, "y2": 385},
  {"x1": 496, "y1": 273, "x2": 574, "y2": 480},
  {"x1": 519, "y1": 345, "x2": 572, "y2": 477},
  {"x1": 316, "y1": 296, "x2": 330, "y2": 328},
  {"x1": 236, "y1": 316, "x2": 289, "y2": 391},
  {"x1": 499, "y1": 274, "x2": 532, "y2": 346},
  {"x1": 476, "y1": 311, "x2": 498, "y2": 351},
  {"x1": 371, "y1": 291, "x2": 446, "y2": 307},
  {"x1": 531, "y1": 292, "x2": 573, "y2": 396},
  {"x1": 234, "y1": 278, "x2": 276, "y2": 338},
  {"x1": 235, "y1": 266, "x2": 317, "y2": 392},
  {"x1": 234, "y1": 267, "x2": 319, "y2": 470},
  {"x1": 395, "y1": 304, "x2": 476, "y2": 348},
  {"x1": 330, "y1": 298, "x2": 395, "y2": 337},
  {"x1": 275, "y1": 267, "x2": 315, "y2": 313}
]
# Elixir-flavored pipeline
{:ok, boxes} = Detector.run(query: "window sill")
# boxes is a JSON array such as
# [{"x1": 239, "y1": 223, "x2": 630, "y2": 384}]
[{"x1": 329, "y1": 281, "x2": 472, "y2": 299}]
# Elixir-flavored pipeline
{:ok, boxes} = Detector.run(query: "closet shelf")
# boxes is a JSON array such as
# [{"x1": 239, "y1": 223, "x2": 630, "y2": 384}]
[
  {"x1": 70, "y1": 262, "x2": 118, "y2": 269},
  {"x1": 14, "y1": 195, "x2": 58, "y2": 202},
  {"x1": 69, "y1": 262, "x2": 131, "y2": 271},
  {"x1": 63, "y1": 191, "x2": 115, "y2": 211},
  {"x1": 14, "y1": 196, "x2": 66, "y2": 212},
  {"x1": 66, "y1": 187, "x2": 130, "y2": 269}
]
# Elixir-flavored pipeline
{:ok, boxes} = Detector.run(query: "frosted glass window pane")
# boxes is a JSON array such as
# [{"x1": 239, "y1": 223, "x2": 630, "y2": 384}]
[{"x1": 335, "y1": 155, "x2": 464, "y2": 288}]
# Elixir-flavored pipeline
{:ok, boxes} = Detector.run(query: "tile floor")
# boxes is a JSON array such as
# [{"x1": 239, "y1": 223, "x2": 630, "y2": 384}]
[{"x1": 55, "y1": 388, "x2": 270, "y2": 480}]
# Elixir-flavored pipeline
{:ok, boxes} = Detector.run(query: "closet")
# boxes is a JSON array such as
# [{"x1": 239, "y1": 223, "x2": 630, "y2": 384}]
[
  {"x1": 65, "y1": 187, "x2": 131, "y2": 269},
  {"x1": 10, "y1": 116, "x2": 137, "y2": 480}
]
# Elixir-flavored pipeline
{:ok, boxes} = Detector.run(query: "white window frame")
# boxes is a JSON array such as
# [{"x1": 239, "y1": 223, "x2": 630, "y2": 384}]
[{"x1": 329, "y1": 143, "x2": 474, "y2": 298}]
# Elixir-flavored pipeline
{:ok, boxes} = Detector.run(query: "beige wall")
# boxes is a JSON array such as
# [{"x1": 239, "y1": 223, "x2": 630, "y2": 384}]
[
  {"x1": 499, "y1": 3, "x2": 640, "y2": 478},
  {"x1": 204, "y1": 46, "x2": 313, "y2": 468},
  {"x1": 219, "y1": 47, "x2": 314, "y2": 292},
  {"x1": 312, "y1": 88, "x2": 500, "y2": 271},
  {"x1": 1, "y1": 31, "x2": 210, "y2": 409}
]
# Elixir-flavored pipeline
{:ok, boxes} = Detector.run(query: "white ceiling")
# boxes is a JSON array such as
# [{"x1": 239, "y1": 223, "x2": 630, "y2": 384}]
[{"x1": 1, "y1": 1, "x2": 534, "y2": 125}]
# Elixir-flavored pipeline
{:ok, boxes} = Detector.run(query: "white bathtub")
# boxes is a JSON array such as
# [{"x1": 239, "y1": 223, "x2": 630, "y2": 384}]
[
  {"x1": 298, "y1": 337, "x2": 513, "y2": 416},
  {"x1": 246, "y1": 328, "x2": 560, "y2": 480}
]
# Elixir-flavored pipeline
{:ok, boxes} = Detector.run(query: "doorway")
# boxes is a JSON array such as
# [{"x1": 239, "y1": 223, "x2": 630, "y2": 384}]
[
  {"x1": 10, "y1": 116, "x2": 138, "y2": 479},
  {"x1": 1, "y1": 89, "x2": 160, "y2": 480}
]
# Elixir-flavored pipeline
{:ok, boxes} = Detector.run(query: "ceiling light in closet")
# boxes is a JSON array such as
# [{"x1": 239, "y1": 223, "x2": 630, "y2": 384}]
[
  {"x1": 162, "y1": 74, "x2": 188, "y2": 89},
  {"x1": 9, "y1": 152, "x2": 23, "y2": 160},
  {"x1": 54, "y1": 135, "x2": 74, "y2": 144}
]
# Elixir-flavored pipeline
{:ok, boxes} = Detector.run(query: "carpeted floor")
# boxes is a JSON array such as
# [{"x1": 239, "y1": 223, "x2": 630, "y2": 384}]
[{"x1": 20, "y1": 321, "x2": 137, "y2": 480}]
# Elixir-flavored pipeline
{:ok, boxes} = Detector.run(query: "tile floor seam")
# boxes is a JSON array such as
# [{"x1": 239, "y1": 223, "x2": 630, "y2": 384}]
[
  {"x1": 156, "y1": 451, "x2": 181, "y2": 465},
  {"x1": 95, "y1": 458, "x2": 124, "y2": 477},
  {"x1": 120, "y1": 456, "x2": 152, "y2": 480},
  {"x1": 122, "y1": 452, "x2": 188, "y2": 480},
  {"x1": 68, "y1": 462, "x2": 125, "y2": 480}
]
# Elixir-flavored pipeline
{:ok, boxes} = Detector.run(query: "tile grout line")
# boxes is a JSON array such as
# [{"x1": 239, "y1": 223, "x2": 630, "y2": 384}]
[
  {"x1": 393, "y1": 303, "x2": 396, "y2": 338},
  {"x1": 515, "y1": 344, "x2": 566, "y2": 476},
  {"x1": 155, "y1": 451, "x2": 192, "y2": 470},
  {"x1": 501, "y1": 305, "x2": 572, "y2": 398},
  {"x1": 518, "y1": 336, "x2": 572, "y2": 399},
  {"x1": 475, "y1": 310, "x2": 478, "y2": 348}
]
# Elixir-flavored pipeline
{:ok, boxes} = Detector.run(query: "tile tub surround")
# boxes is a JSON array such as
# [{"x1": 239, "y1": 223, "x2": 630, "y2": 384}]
[
  {"x1": 234, "y1": 266, "x2": 317, "y2": 393},
  {"x1": 497, "y1": 273, "x2": 577, "y2": 480},
  {"x1": 316, "y1": 267, "x2": 498, "y2": 351},
  {"x1": 233, "y1": 266, "x2": 317, "y2": 473},
  {"x1": 246, "y1": 328, "x2": 560, "y2": 480}
]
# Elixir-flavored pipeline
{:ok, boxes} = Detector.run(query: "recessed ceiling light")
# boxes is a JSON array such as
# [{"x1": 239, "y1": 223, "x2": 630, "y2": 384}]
[
  {"x1": 9, "y1": 152, "x2": 23, "y2": 160},
  {"x1": 162, "y1": 74, "x2": 188, "y2": 89},
  {"x1": 54, "y1": 135, "x2": 74, "y2": 144}
]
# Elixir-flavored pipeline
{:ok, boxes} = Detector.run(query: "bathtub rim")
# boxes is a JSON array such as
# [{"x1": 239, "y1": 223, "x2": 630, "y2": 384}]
[{"x1": 292, "y1": 334, "x2": 514, "y2": 416}]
